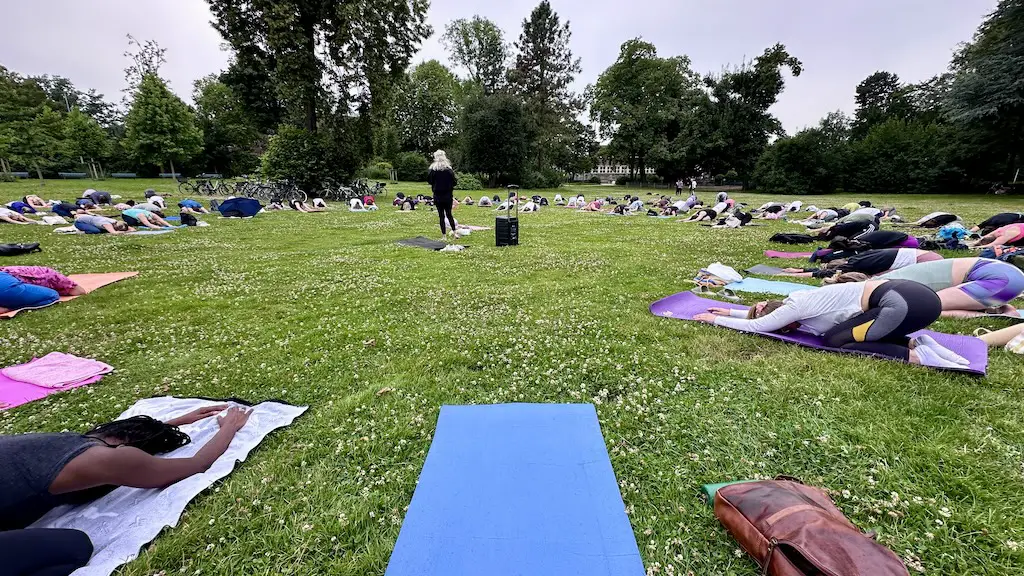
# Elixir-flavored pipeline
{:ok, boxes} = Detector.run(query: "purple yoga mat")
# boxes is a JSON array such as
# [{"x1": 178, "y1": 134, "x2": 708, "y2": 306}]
[
  {"x1": 649, "y1": 291, "x2": 988, "y2": 375},
  {"x1": 0, "y1": 373, "x2": 104, "y2": 410},
  {"x1": 764, "y1": 250, "x2": 813, "y2": 259}
]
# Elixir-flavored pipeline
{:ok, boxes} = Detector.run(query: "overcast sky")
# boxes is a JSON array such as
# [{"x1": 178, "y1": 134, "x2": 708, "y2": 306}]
[{"x1": 0, "y1": 0, "x2": 997, "y2": 134}]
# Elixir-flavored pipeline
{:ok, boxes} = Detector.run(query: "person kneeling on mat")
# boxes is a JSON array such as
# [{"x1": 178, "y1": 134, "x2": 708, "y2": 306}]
[
  {"x1": 0, "y1": 206, "x2": 41, "y2": 225},
  {"x1": 829, "y1": 257, "x2": 1024, "y2": 317},
  {"x1": 0, "y1": 405, "x2": 251, "y2": 576},
  {"x1": 693, "y1": 279, "x2": 968, "y2": 368},
  {"x1": 178, "y1": 199, "x2": 210, "y2": 214},
  {"x1": 123, "y1": 208, "x2": 173, "y2": 229},
  {"x1": 74, "y1": 214, "x2": 132, "y2": 235}
]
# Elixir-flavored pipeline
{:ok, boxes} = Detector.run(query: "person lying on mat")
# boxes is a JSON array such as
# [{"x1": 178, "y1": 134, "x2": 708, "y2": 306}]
[
  {"x1": 477, "y1": 196, "x2": 493, "y2": 208},
  {"x1": 0, "y1": 405, "x2": 251, "y2": 575},
  {"x1": 811, "y1": 219, "x2": 876, "y2": 241},
  {"x1": 6, "y1": 200, "x2": 37, "y2": 214},
  {"x1": 23, "y1": 195, "x2": 50, "y2": 211},
  {"x1": 0, "y1": 266, "x2": 87, "y2": 296},
  {"x1": 827, "y1": 258, "x2": 1024, "y2": 316},
  {"x1": 971, "y1": 213, "x2": 1024, "y2": 235},
  {"x1": 74, "y1": 214, "x2": 132, "y2": 234},
  {"x1": 0, "y1": 206, "x2": 41, "y2": 225},
  {"x1": 968, "y1": 223, "x2": 1024, "y2": 249},
  {"x1": 579, "y1": 199, "x2": 603, "y2": 212},
  {"x1": 693, "y1": 280, "x2": 968, "y2": 368},
  {"x1": 682, "y1": 201, "x2": 728, "y2": 222},
  {"x1": 781, "y1": 249, "x2": 943, "y2": 278},
  {"x1": 126, "y1": 200, "x2": 166, "y2": 216},
  {"x1": 290, "y1": 199, "x2": 325, "y2": 213},
  {"x1": 178, "y1": 199, "x2": 210, "y2": 214},
  {"x1": 123, "y1": 208, "x2": 173, "y2": 229}
]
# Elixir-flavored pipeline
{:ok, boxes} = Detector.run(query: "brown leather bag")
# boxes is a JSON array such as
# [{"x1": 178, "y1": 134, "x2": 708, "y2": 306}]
[{"x1": 714, "y1": 479, "x2": 909, "y2": 576}]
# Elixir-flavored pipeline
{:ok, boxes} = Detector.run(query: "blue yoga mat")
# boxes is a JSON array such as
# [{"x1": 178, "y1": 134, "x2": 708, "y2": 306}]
[
  {"x1": 725, "y1": 277, "x2": 815, "y2": 296},
  {"x1": 385, "y1": 404, "x2": 645, "y2": 576}
]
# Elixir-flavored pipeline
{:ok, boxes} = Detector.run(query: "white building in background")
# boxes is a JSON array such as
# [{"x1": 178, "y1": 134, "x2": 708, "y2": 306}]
[{"x1": 579, "y1": 159, "x2": 656, "y2": 183}]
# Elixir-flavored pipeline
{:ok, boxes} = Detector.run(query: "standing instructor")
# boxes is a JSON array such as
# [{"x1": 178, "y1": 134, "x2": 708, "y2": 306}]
[{"x1": 427, "y1": 150, "x2": 458, "y2": 240}]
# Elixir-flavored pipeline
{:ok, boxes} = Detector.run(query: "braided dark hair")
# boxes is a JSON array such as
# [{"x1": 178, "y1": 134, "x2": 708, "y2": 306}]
[{"x1": 86, "y1": 415, "x2": 191, "y2": 455}]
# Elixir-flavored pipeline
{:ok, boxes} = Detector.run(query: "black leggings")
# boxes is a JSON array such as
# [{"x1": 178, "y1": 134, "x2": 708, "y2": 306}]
[
  {"x1": 0, "y1": 529, "x2": 93, "y2": 576},
  {"x1": 823, "y1": 280, "x2": 941, "y2": 360},
  {"x1": 436, "y1": 196, "x2": 456, "y2": 234}
]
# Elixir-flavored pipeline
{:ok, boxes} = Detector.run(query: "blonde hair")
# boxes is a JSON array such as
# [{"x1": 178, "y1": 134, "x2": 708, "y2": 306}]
[
  {"x1": 430, "y1": 150, "x2": 452, "y2": 171},
  {"x1": 823, "y1": 272, "x2": 870, "y2": 285}
]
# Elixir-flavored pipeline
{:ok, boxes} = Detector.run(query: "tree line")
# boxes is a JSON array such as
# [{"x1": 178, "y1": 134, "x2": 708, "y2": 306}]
[{"x1": 0, "y1": 0, "x2": 1020, "y2": 192}]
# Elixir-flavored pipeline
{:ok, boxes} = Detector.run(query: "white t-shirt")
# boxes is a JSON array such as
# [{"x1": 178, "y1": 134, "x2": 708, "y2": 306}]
[
  {"x1": 672, "y1": 200, "x2": 686, "y2": 210},
  {"x1": 554, "y1": 194, "x2": 564, "y2": 203},
  {"x1": 712, "y1": 202, "x2": 728, "y2": 213},
  {"x1": 715, "y1": 282, "x2": 868, "y2": 336},
  {"x1": 567, "y1": 198, "x2": 579, "y2": 208},
  {"x1": 523, "y1": 201, "x2": 538, "y2": 212},
  {"x1": 150, "y1": 195, "x2": 165, "y2": 208},
  {"x1": 350, "y1": 199, "x2": 364, "y2": 210},
  {"x1": 787, "y1": 201, "x2": 803, "y2": 212},
  {"x1": 628, "y1": 200, "x2": 643, "y2": 211},
  {"x1": 891, "y1": 248, "x2": 919, "y2": 270},
  {"x1": 853, "y1": 207, "x2": 881, "y2": 218}
]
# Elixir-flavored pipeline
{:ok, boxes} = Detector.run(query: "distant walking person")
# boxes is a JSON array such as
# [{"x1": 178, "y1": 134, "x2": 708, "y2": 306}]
[
  {"x1": 427, "y1": 150, "x2": 458, "y2": 240},
  {"x1": 675, "y1": 179, "x2": 684, "y2": 195},
  {"x1": 690, "y1": 178, "x2": 697, "y2": 193}
]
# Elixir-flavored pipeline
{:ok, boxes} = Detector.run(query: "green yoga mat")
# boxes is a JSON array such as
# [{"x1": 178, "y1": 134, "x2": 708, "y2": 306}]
[{"x1": 700, "y1": 480, "x2": 757, "y2": 505}]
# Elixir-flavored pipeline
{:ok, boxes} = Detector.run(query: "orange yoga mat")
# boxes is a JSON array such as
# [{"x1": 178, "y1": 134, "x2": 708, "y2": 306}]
[{"x1": 0, "y1": 272, "x2": 139, "y2": 318}]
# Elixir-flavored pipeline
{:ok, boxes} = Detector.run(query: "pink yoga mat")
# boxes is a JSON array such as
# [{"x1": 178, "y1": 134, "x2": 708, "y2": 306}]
[
  {"x1": 0, "y1": 373, "x2": 104, "y2": 410},
  {"x1": 0, "y1": 272, "x2": 138, "y2": 318},
  {"x1": 649, "y1": 291, "x2": 988, "y2": 375},
  {"x1": 764, "y1": 250, "x2": 813, "y2": 259}
]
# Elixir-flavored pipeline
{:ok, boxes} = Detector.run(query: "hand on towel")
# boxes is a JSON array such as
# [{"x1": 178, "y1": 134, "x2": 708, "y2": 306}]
[
  {"x1": 165, "y1": 404, "x2": 230, "y2": 427},
  {"x1": 218, "y1": 406, "x2": 252, "y2": 432}
]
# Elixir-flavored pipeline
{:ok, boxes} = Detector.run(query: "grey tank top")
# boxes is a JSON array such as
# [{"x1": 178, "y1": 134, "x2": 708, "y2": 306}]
[{"x1": 0, "y1": 433, "x2": 102, "y2": 530}]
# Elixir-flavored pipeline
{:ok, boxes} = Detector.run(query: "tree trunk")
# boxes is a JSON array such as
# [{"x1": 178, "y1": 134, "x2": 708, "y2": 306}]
[
  {"x1": 96, "y1": 160, "x2": 105, "y2": 180},
  {"x1": 169, "y1": 158, "x2": 176, "y2": 178},
  {"x1": 34, "y1": 162, "x2": 44, "y2": 185},
  {"x1": 303, "y1": 22, "x2": 318, "y2": 133},
  {"x1": 639, "y1": 156, "x2": 647, "y2": 185}
]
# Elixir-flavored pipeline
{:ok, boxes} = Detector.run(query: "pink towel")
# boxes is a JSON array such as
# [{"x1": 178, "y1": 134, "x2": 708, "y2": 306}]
[
  {"x1": 1, "y1": 352, "x2": 113, "y2": 389},
  {"x1": 0, "y1": 373, "x2": 103, "y2": 410}
]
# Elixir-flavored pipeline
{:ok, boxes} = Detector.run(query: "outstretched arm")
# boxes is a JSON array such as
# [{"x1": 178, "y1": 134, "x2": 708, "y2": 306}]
[{"x1": 50, "y1": 407, "x2": 251, "y2": 493}]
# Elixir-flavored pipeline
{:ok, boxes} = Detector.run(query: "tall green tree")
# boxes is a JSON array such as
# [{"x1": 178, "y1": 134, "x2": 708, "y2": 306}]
[
  {"x1": 461, "y1": 93, "x2": 528, "y2": 186},
  {"x1": 509, "y1": 1, "x2": 582, "y2": 171},
  {"x1": 207, "y1": 0, "x2": 430, "y2": 135},
  {"x1": 123, "y1": 74, "x2": 203, "y2": 174},
  {"x1": 394, "y1": 60, "x2": 461, "y2": 154},
  {"x1": 219, "y1": 54, "x2": 284, "y2": 134},
  {"x1": 946, "y1": 0, "x2": 1024, "y2": 182},
  {"x1": 590, "y1": 39, "x2": 701, "y2": 183},
  {"x1": 698, "y1": 44, "x2": 802, "y2": 185},
  {"x1": 441, "y1": 16, "x2": 508, "y2": 94},
  {"x1": 11, "y1": 106, "x2": 65, "y2": 181},
  {"x1": 193, "y1": 75, "x2": 260, "y2": 175},
  {"x1": 851, "y1": 71, "x2": 915, "y2": 139},
  {"x1": 63, "y1": 108, "x2": 110, "y2": 178},
  {"x1": 32, "y1": 75, "x2": 120, "y2": 128},
  {"x1": 753, "y1": 112, "x2": 851, "y2": 194}
]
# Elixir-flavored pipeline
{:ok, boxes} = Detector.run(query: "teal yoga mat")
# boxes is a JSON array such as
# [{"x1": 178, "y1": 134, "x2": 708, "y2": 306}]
[{"x1": 725, "y1": 277, "x2": 815, "y2": 296}]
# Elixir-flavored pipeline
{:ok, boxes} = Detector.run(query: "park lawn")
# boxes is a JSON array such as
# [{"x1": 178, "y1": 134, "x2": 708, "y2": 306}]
[{"x1": 1, "y1": 178, "x2": 1024, "y2": 575}]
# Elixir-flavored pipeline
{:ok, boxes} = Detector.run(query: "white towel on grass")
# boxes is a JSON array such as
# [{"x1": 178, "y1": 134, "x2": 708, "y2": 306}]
[{"x1": 31, "y1": 396, "x2": 307, "y2": 576}]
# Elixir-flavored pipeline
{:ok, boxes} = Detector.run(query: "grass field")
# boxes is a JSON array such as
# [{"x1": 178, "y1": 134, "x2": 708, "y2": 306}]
[{"x1": 2, "y1": 178, "x2": 1024, "y2": 575}]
